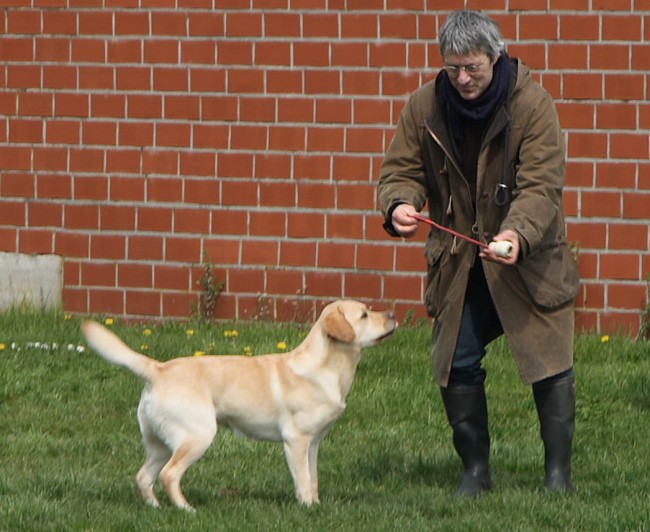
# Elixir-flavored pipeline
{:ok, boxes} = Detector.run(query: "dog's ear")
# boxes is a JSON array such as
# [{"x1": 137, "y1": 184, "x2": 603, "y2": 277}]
[{"x1": 323, "y1": 307, "x2": 356, "y2": 343}]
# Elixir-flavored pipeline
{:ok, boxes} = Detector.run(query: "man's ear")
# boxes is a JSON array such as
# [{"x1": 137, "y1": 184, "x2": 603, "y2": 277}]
[{"x1": 323, "y1": 307, "x2": 356, "y2": 343}]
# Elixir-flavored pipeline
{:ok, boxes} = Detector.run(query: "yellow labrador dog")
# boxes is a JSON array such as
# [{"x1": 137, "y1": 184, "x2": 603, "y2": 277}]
[{"x1": 81, "y1": 300, "x2": 396, "y2": 511}]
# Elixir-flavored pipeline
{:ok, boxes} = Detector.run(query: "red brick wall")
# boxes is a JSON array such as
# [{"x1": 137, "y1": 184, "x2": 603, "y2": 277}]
[{"x1": 1, "y1": 3, "x2": 648, "y2": 334}]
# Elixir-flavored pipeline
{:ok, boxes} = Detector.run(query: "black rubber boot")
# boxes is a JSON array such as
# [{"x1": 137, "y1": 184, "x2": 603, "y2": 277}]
[
  {"x1": 440, "y1": 384, "x2": 492, "y2": 496},
  {"x1": 532, "y1": 375, "x2": 576, "y2": 492}
]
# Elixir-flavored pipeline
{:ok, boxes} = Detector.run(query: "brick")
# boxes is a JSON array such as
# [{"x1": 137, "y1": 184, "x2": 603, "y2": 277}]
[
  {"x1": 82, "y1": 121, "x2": 117, "y2": 145},
  {"x1": 562, "y1": 73, "x2": 603, "y2": 100},
  {"x1": 118, "y1": 263, "x2": 153, "y2": 289},
  {"x1": 333, "y1": 154, "x2": 372, "y2": 182},
  {"x1": 610, "y1": 133, "x2": 649, "y2": 160},
  {"x1": 255, "y1": 154, "x2": 291, "y2": 179},
  {"x1": 89, "y1": 289, "x2": 124, "y2": 315},
  {"x1": 188, "y1": 12, "x2": 225, "y2": 37},
  {"x1": 318, "y1": 241, "x2": 356, "y2": 269},
  {"x1": 596, "y1": 162, "x2": 636, "y2": 189},
  {"x1": 17, "y1": 92, "x2": 54, "y2": 116},
  {"x1": 566, "y1": 132, "x2": 607, "y2": 159},
  {"x1": 304, "y1": 70, "x2": 341, "y2": 95},
  {"x1": 294, "y1": 42, "x2": 329, "y2": 67},
  {"x1": 356, "y1": 243, "x2": 394, "y2": 271},
  {"x1": 2, "y1": 172, "x2": 35, "y2": 198},
  {"x1": 269, "y1": 126, "x2": 306, "y2": 151},
  {"x1": 72, "y1": 38, "x2": 106, "y2": 62},
  {"x1": 548, "y1": 44, "x2": 588, "y2": 70},
  {"x1": 259, "y1": 182, "x2": 297, "y2": 208},
  {"x1": 331, "y1": 42, "x2": 369, "y2": 67},
  {"x1": 327, "y1": 212, "x2": 363, "y2": 240},
  {"x1": 520, "y1": 14, "x2": 560, "y2": 40},
  {"x1": 46, "y1": 119, "x2": 80, "y2": 144},
  {"x1": 174, "y1": 208, "x2": 210, "y2": 234},
  {"x1": 9, "y1": 118, "x2": 43, "y2": 143},
  {"x1": 315, "y1": 99, "x2": 352, "y2": 124},
  {"x1": 91, "y1": 234, "x2": 126, "y2": 260},
  {"x1": 65, "y1": 204, "x2": 99, "y2": 230},
  {"x1": 263, "y1": 12, "x2": 301, "y2": 37},
  {"x1": 126, "y1": 290, "x2": 161, "y2": 317},
  {"x1": 137, "y1": 206, "x2": 173, "y2": 233},
  {"x1": 605, "y1": 74, "x2": 645, "y2": 101},
  {"x1": 70, "y1": 148, "x2": 104, "y2": 173},
  {"x1": 7, "y1": 10, "x2": 41, "y2": 34},
  {"x1": 249, "y1": 211, "x2": 286, "y2": 237},
  {"x1": 79, "y1": 11, "x2": 113, "y2": 35},
  {"x1": 596, "y1": 103, "x2": 636, "y2": 130},
  {"x1": 100, "y1": 205, "x2": 136, "y2": 231},
  {"x1": 19, "y1": 229, "x2": 53, "y2": 254},
  {"x1": 297, "y1": 183, "x2": 335, "y2": 209},
  {"x1": 91, "y1": 94, "x2": 126, "y2": 119},
  {"x1": 116, "y1": 67, "x2": 151, "y2": 91},
  {"x1": 608, "y1": 223, "x2": 648, "y2": 251},
  {"x1": 33, "y1": 147, "x2": 67, "y2": 172},
  {"x1": 35, "y1": 37, "x2": 70, "y2": 62},
  {"x1": 307, "y1": 126, "x2": 344, "y2": 152},
  {"x1": 581, "y1": 191, "x2": 621, "y2": 218},
  {"x1": 190, "y1": 68, "x2": 226, "y2": 93},
  {"x1": 305, "y1": 270, "x2": 343, "y2": 298},
  {"x1": 36, "y1": 174, "x2": 70, "y2": 199},
  {"x1": 344, "y1": 271, "x2": 382, "y2": 299},
  {"x1": 143, "y1": 148, "x2": 180, "y2": 177},
  {"x1": 128, "y1": 235, "x2": 164, "y2": 261},
  {"x1": 28, "y1": 202, "x2": 63, "y2": 227},
  {"x1": 279, "y1": 241, "x2": 315, "y2": 268},
  {"x1": 346, "y1": 127, "x2": 384, "y2": 153},
  {"x1": 623, "y1": 192, "x2": 650, "y2": 220},
  {"x1": 184, "y1": 178, "x2": 219, "y2": 205},
  {"x1": 42, "y1": 10, "x2": 76, "y2": 35},
  {"x1": 0, "y1": 37, "x2": 34, "y2": 62},
  {"x1": 560, "y1": 15, "x2": 599, "y2": 40},
  {"x1": 55, "y1": 232, "x2": 89, "y2": 258},
  {"x1": 288, "y1": 212, "x2": 325, "y2": 239},
  {"x1": 203, "y1": 238, "x2": 241, "y2": 263},
  {"x1": 303, "y1": 13, "x2": 339, "y2": 38},
  {"x1": 242, "y1": 239, "x2": 279, "y2": 265},
  {"x1": 601, "y1": 254, "x2": 640, "y2": 280},
  {"x1": 106, "y1": 149, "x2": 141, "y2": 174},
  {"x1": 43, "y1": 65, "x2": 77, "y2": 90},
  {"x1": 294, "y1": 154, "x2": 331, "y2": 180},
  {"x1": 82, "y1": 262, "x2": 117, "y2": 288},
  {"x1": 6, "y1": 65, "x2": 41, "y2": 89},
  {"x1": 567, "y1": 222, "x2": 606, "y2": 249},
  {"x1": 341, "y1": 13, "x2": 378, "y2": 38},
  {"x1": 154, "y1": 265, "x2": 190, "y2": 291},
  {"x1": 381, "y1": 70, "x2": 421, "y2": 97},
  {"x1": 218, "y1": 154, "x2": 254, "y2": 180},
  {"x1": 591, "y1": 44, "x2": 630, "y2": 71},
  {"x1": 217, "y1": 41, "x2": 253, "y2": 65}
]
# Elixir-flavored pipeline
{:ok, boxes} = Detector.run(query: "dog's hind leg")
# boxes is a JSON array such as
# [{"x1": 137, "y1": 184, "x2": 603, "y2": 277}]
[
  {"x1": 136, "y1": 433, "x2": 171, "y2": 508},
  {"x1": 283, "y1": 436, "x2": 316, "y2": 505},
  {"x1": 158, "y1": 425, "x2": 216, "y2": 512}
]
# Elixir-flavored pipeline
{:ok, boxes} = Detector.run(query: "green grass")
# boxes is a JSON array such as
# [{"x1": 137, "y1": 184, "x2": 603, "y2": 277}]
[{"x1": 1, "y1": 309, "x2": 649, "y2": 531}]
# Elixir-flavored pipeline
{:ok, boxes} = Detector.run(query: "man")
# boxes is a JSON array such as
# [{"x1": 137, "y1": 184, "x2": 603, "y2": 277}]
[{"x1": 378, "y1": 10, "x2": 580, "y2": 496}]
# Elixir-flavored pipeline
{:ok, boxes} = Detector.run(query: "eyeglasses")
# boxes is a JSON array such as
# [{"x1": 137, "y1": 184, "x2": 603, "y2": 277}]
[{"x1": 443, "y1": 59, "x2": 487, "y2": 77}]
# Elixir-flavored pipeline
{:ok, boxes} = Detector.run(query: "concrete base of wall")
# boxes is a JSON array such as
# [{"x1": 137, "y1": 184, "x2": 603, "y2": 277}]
[{"x1": 0, "y1": 252, "x2": 63, "y2": 311}]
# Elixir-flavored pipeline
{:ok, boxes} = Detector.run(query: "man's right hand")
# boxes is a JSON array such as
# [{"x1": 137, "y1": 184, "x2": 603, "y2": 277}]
[{"x1": 391, "y1": 204, "x2": 419, "y2": 238}]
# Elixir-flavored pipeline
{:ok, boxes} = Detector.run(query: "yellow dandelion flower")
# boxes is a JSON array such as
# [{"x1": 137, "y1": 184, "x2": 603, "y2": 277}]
[
  {"x1": 194, "y1": 350, "x2": 206, "y2": 357},
  {"x1": 64, "y1": 314, "x2": 73, "y2": 321},
  {"x1": 231, "y1": 330, "x2": 239, "y2": 337},
  {"x1": 0, "y1": 343, "x2": 5, "y2": 351},
  {"x1": 186, "y1": 329, "x2": 195, "y2": 336},
  {"x1": 104, "y1": 318, "x2": 114, "y2": 326},
  {"x1": 277, "y1": 341, "x2": 287, "y2": 351},
  {"x1": 601, "y1": 335, "x2": 610, "y2": 343},
  {"x1": 244, "y1": 346, "x2": 253, "y2": 356},
  {"x1": 140, "y1": 344, "x2": 149, "y2": 351},
  {"x1": 143, "y1": 328, "x2": 152, "y2": 336}
]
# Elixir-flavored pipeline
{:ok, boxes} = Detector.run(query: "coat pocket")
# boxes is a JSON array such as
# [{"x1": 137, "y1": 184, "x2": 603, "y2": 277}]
[
  {"x1": 424, "y1": 241, "x2": 446, "y2": 317},
  {"x1": 516, "y1": 244, "x2": 580, "y2": 309}
]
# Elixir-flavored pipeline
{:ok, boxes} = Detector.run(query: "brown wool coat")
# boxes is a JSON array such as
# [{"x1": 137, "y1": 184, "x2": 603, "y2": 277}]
[{"x1": 379, "y1": 59, "x2": 580, "y2": 386}]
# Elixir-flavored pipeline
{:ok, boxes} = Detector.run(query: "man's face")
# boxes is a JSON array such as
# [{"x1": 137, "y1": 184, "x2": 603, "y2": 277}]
[{"x1": 442, "y1": 52, "x2": 497, "y2": 101}]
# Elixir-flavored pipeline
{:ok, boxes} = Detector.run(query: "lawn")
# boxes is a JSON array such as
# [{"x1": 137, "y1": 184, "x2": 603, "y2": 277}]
[{"x1": 1, "y1": 309, "x2": 649, "y2": 531}]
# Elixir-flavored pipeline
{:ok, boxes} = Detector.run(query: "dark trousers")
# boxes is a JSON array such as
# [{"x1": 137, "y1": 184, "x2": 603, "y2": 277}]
[{"x1": 449, "y1": 256, "x2": 572, "y2": 387}]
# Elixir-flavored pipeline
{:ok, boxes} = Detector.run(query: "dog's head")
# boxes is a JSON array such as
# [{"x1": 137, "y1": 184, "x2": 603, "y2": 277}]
[{"x1": 321, "y1": 300, "x2": 397, "y2": 348}]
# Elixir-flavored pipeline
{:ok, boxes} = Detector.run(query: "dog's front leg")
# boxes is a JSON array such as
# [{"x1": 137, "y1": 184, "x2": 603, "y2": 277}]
[
  {"x1": 307, "y1": 436, "x2": 323, "y2": 503},
  {"x1": 283, "y1": 436, "x2": 317, "y2": 505}
]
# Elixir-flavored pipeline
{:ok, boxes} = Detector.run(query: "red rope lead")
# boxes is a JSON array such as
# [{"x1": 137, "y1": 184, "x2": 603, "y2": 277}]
[{"x1": 410, "y1": 213, "x2": 489, "y2": 250}]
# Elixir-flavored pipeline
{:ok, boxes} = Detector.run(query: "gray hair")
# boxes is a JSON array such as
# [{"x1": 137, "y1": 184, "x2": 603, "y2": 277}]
[{"x1": 438, "y1": 11, "x2": 505, "y2": 60}]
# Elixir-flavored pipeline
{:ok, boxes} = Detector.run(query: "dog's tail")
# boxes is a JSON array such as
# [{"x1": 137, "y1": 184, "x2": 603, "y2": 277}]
[{"x1": 81, "y1": 320, "x2": 159, "y2": 381}]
